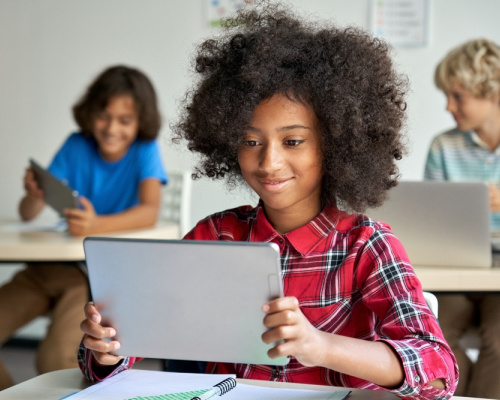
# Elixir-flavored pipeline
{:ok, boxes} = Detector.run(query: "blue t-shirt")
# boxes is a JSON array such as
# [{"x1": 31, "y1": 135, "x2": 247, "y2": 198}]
[{"x1": 48, "y1": 132, "x2": 168, "y2": 215}]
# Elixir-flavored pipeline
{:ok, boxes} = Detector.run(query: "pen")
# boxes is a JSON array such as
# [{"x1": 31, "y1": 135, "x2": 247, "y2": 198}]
[{"x1": 189, "y1": 377, "x2": 236, "y2": 400}]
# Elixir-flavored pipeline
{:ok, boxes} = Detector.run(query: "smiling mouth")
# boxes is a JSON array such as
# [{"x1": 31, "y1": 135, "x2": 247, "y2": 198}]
[{"x1": 259, "y1": 178, "x2": 292, "y2": 191}]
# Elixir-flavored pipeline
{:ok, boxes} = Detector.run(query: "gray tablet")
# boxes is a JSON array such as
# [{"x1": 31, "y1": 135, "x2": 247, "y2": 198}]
[
  {"x1": 29, "y1": 158, "x2": 79, "y2": 216},
  {"x1": 83, "y1": 237, "x2": 289, "y2": 366}
]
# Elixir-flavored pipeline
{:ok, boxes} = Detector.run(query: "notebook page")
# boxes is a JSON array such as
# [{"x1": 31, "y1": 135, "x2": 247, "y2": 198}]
[{"x1": 63, "y1": 370, "x2": 351, "y2": 400}]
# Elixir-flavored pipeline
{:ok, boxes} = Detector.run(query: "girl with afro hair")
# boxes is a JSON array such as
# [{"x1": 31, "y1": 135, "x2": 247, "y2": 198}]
[{"x1": 79, "y1": 2, "x2": 458, "y2": 398}]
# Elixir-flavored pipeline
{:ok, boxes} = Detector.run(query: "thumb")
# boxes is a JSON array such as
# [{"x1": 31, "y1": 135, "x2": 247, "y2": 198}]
[{"x1": 78, "y1": 196, "x2": 94, "y2": 211}]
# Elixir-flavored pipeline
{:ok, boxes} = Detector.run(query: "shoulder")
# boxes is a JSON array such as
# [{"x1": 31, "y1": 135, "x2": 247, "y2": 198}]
[
  {"x1": 186, "y1": 205, "x2": 258, "y2": 241},
  {"x1": 58, "y1": 132, "x2": 96, "y2": 153},
  {"x1": 132, "y1": 139, "x2": 160, "y2": 153},
  {"x1": 430, "y1": 127, "x2": 469, "y2": 148},
  {"x1": 338, "y1": 212, "x2": 413, "y2": 278}
]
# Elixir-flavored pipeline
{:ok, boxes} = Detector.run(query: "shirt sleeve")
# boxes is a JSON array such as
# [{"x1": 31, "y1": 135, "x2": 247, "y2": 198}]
[
  {"x1": 77, "y1": 338, "x2": 142, "y2": 383},
  {"x1": 138, "y1": 140, "x2": 168, "y2": 185},
  {"x1": 47, "y1": 133, "x2": 80, "y2": 182},
  {"x1": 356, "y1": 227, "x2": 459, "y2": 399},
  {"x1": 424, "y1": 136, "x2": 446, "y2": 181}
]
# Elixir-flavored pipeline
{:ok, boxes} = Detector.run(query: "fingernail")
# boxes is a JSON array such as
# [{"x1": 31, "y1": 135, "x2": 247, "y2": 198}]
[
  {"x1": 114, "y1": 342, "x2": 121, "y2": 350},
  {"x1": 110, "y1": 328, "x2": 117, "y2": 337}
]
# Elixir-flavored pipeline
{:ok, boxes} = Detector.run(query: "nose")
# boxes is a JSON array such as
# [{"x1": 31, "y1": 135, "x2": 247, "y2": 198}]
[
  {"x1": 259, "y1": 142, "x2": 284, "y2": 173},
  {"x1": 102, "y1": 118, "x2": 120, "y2": 135}
]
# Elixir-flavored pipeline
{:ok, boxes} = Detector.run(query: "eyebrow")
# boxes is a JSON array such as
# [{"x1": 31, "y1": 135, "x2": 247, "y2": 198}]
[{"x1": 245, "y1": 124, "x2": 312, "y2": 132}]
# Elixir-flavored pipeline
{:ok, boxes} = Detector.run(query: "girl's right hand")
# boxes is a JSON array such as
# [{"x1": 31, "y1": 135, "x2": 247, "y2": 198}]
[
  {"x1": 80, "y1": 302, "x2": 123, "y2": 366},
  {"x1": 23, "y1": 168, "x2": 44, "y2": 199}
]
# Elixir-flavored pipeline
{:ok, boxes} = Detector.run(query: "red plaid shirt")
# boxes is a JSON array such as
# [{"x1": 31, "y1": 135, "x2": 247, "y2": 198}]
[{"x1": 79, "y1": 203, "x2": 458, "y2": 399}]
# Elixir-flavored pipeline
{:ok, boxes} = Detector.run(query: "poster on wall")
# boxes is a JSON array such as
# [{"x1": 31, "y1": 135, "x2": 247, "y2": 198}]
[
  {"x1": 205, "y1": 0, "x2": 253, "y2": 27},
  {"x1": 370, "y1": 0, "x2": 430, "y2": 47}
]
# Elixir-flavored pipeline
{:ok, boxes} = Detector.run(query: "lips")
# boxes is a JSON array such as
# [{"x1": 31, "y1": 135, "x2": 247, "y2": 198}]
[{"x1": 258, "y1": 177, "x2": 293, "y2": 192}]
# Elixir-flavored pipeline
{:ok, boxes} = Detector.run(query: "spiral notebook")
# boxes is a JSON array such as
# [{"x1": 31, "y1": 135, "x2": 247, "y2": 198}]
[
  {"x1": 83, "y1": 237, "x2": 289, "y2": 366},
  {"x1": 64, "y1": 370, "x2": 351, "y2": 400}
]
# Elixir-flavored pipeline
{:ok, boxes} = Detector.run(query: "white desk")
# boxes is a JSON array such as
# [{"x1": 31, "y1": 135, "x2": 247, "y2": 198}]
[
  {"x1": 0, "y1": 368, "x2": 484, "y2": 400},
  {"x1": 413, "y1": 264, "x2": 500, "y2": 292},
  {"x1": 0, "y1": 219, "x2": 180, "y2": 263}
]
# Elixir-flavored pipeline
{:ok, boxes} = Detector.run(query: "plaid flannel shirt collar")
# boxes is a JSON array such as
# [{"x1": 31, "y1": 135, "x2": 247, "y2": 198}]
[{"x1": 251, "y1": 200, "x2": 357, "y2": 256}]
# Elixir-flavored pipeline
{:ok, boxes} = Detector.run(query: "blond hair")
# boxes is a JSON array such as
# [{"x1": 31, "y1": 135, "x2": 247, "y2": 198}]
[{"x1": 435, "y1": 38, "x2": 500, "y2": 98}]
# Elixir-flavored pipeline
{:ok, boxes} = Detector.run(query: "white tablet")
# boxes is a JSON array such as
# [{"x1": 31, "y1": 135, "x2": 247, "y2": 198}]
[
  {"x1": 83, "y1": 237, "x2": 289, "y2": 366},
  {"x1": 29, "y1": 158, "x2": 79, "y2": 216}
]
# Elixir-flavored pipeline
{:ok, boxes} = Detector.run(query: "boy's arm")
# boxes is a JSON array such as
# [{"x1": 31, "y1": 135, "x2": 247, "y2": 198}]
[{"x1": 64, "y1": 178, "x2": 162, "y2": 236}]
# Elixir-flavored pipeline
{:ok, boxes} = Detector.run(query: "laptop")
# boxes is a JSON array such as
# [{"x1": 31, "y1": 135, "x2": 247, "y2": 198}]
[
  {"x1": 29, "y1": 158, "x2": 79, "y2": 216},
  {"x1": 366, "y1": 181, "x2": 493, "y2": 268},
  {"x1": 83, "y1": 237, "x2": 289, "y2": 365}
]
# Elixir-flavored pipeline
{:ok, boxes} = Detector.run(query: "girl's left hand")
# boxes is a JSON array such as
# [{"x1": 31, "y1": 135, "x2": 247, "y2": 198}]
[
  {"x1": 261, "y1": 296, "x2": 326, "y2": 367},
  {"x1": 64, "y1": 196, "x2": 99, "y2": 236}
]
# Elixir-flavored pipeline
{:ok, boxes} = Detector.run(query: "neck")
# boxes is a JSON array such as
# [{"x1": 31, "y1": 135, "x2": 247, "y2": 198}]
[
  {"x1": 264, "y1": 202, "x2": 322, "y2": 234},
  {"x1": 475, "y1": 109, "x2": 500, "y2": 151}
]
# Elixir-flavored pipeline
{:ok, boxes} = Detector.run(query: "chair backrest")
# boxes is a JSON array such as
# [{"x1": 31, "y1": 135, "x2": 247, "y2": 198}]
[
  {"x1": 423, "y1": 291, "x2": 439, "y2": 318},
  {"x1": 161, "y1": 171, "x2": 193, "y2": 237}
]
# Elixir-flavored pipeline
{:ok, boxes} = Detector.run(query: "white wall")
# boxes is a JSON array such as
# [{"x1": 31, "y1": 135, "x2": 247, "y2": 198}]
[{"x1": 1, "y1": 0, "x2": 499, "y2": 230}]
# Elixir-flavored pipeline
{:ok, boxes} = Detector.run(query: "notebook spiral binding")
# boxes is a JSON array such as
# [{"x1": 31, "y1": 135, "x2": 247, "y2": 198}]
[{"x1": 215, "y1": 377, "x2": 237, "y2": 394}]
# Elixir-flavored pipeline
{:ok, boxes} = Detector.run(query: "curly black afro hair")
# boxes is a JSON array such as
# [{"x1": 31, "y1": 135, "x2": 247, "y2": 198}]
[{"x1": 173, "y1": 0, "x2": 408, "y2": 212}]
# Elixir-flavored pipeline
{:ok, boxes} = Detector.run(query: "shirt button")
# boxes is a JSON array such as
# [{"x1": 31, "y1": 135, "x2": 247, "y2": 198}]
[
  {"x1": 272, "y1": 368, "x2": 280, "y2": 378},
  {"x1": 278, "y1": 238, "x2": 284, "y2": 243},
  {"x1": 414, "y1": 375, "x2": 420, "y2": 382}
]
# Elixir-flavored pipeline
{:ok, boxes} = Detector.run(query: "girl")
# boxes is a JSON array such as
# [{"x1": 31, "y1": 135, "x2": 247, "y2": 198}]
[
  {"x1": 0, "y1": 65, "x2": 167, "y2": 390},
  {"x1": 425, "y1": 38, "x2": 500, "y2": 398},
  {"x1": 79, "y1": 3, "x2": 458, "y2": 399}
]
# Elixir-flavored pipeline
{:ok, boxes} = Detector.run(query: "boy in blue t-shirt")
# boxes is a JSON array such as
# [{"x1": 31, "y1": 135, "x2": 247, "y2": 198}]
[{"x1": 0, "y1": 65, "x2": 167, "y2": 390}]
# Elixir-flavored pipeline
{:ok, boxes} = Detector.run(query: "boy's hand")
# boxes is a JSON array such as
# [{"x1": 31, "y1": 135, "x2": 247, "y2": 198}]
[
  {"x1": 80, "y1": 302, "x2": 123, "y2": 366},
  {"x1": 261, "y1": 296, "x2": 326, "y2": 367},
  {"x1": 489, "y1": 184, "x2": 500, "y2": 212},
  {"x1": 23, "y1": 168, "x2": 44, "y2": 200},
  {"x1": 64, "y1": 196, "x2": 99, "y2": 236}
]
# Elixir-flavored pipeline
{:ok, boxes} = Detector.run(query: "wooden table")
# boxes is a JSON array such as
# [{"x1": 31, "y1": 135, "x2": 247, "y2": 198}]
[
  {"x1": 0, "y1": 219, "x2": 180, "y2": 263},
  {"x1": 413, "y1": 264, "x2": 500, "y2": 292}
]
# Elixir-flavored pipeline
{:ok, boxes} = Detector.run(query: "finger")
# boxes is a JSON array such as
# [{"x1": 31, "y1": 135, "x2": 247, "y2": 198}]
[
  {"x1": 262, "y1": 325, "x2": 295, "y2": 344},
  {"x1": 263, "y1": 308, "x2": 297, "y2": 329},
  {"x1": 64, "y1": 208, "x2": 85, "y2": 219},
  {"x1": 84, "y1": 302, "x2": 101, "y2": 323},
  {"x1": 78, "y1": 196, "x2": 93, "y2": 211},
  {"x1": 267, "y1": 341, "x2": 292, "y2": 359},
  {"x1": 80, "y1": 317, "x2": 116, "y2": 338},
  {"x1": 93, "y1": 351, "x2": 123, "y2": 366},
  {"x1": 82, "y1": 334, "x2": 121, "y2": 355},
  {"x1": 262, "y1": 296, "x2": 299, "y2": 314}
]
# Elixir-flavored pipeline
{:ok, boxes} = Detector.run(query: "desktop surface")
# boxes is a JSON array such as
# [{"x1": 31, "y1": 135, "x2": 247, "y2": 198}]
[{"x1": 0, "y1": 368, "x2": 484, "y2": 400}]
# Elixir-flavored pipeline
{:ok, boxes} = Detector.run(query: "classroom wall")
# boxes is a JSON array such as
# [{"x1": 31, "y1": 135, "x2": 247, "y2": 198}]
[{"x1": 1, "y1": 0, "x2": 499, "y2": 230}]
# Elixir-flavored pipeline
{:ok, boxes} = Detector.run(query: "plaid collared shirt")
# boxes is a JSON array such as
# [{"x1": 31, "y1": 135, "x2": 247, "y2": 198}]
[{"x1": 78, "y1": 203, "x2": 458, "y2": 400}]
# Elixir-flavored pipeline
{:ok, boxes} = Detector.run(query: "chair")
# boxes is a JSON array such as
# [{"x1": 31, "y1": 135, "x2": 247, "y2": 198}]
[
  {"x1": 423, "y1": 292, "x2": 480, "y2": 362},
  {"x1": 161, "y1": 171, "x2": 193, "y2": 237},
  {"x1": 423, "y1": 291, "x2": 439, "y2": 318}
]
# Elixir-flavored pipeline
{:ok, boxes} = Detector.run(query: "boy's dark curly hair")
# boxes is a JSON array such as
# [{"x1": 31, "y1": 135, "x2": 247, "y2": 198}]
[{"x1": 173, "y1": 1, "x2": 408, "y2": 212}]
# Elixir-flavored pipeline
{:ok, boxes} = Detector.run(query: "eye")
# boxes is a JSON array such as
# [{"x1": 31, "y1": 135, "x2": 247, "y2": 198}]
[
  {"x1": 242, "y1": 140, "x2": 260, "y2": 147},
  {"x1": 285, "y1": 139, "x2": 304, "y2": 146},
  {"x1": 119, "y1": 118, "x2": 133, "y2": 126}
]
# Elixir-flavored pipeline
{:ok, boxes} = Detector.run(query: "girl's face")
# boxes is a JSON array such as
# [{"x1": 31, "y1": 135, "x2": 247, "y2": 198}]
[
  {"x1": 238, "y1": 94, "x2": 323, "y2": 233},
  {"x1": 93, "y1": 95, "x2": 139, "y2": 162},
  {"x1": 445, "y1": 85, "x2": 500, "y2": 135}
]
